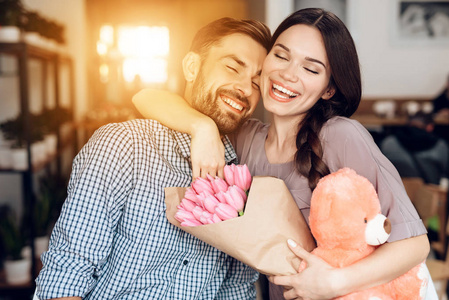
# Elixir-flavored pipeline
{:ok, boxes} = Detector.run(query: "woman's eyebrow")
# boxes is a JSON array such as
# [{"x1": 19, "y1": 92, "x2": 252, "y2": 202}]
[
  {"x1": 305, "y1": 56, "x2": 326, "y2": 68},
  {"x1": 274, "y1": 43, "x2": 289, "y2": 52}
]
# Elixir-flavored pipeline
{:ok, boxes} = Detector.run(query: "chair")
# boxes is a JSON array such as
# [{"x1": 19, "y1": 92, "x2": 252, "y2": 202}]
[
  {"x1": 415, "y1": 184, "x2": 449, "y2": 299},
  {"x1": 427, "y1": 214, "x2": 449, "y2": 300},
  {"x1": 402, "y1": 177, "x2": 447, "y2": 257},
  {"x1": 402, "y1": 177, "x2": 424, "y2": 202}
]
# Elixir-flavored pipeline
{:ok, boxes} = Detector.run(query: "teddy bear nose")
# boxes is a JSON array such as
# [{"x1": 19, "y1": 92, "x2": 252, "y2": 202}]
[
  {"x1": 365, "y1": 214, "x2": 391, "y2": 245},
  {"x1": 384, "y1": 218, "x2": 392, "y2": 235}
]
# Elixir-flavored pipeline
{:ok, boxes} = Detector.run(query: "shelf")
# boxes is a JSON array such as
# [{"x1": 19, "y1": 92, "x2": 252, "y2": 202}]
[
  {"x1": 0, "y1": 42, "x2": 70, "y2": 62},
  {"x1": 0, "y1": 40, "x2": 75, "y2": 294}
]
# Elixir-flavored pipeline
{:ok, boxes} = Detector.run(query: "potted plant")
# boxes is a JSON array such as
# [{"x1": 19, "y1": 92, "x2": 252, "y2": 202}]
[
  {"x1": 0, "y1": 0, "x2": 24, "y2": 42},
  {"x1": 22, "y1": 10, "x2": 43, "y2": 46},
  {"x1": 0, "y1": 113, "x2": 46, "y2": 170},
  {"x1": 33, "y1": 185, "x2": 52, "y2": 258},
  {"x1": 41, "y1": 107, "x2": 72, "y2": 147},
  {"x1": 0, "y1": 116, "x2": 28, "y2": 170},
  {"x1": 0, "y1": 205, "x2": 31, "y2": 285}
]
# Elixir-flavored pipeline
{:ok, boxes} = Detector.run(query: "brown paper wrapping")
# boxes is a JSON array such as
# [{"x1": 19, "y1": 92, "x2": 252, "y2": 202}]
[{"x1": 165, "y1": 176, "x2": 316, "y2": 275}]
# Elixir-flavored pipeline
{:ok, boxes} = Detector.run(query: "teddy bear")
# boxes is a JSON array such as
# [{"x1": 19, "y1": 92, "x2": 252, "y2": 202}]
[{"x1": 299, "y1": 167, "x2": 428, "y2": 299}]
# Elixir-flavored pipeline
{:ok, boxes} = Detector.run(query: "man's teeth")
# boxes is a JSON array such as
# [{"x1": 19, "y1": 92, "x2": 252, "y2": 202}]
[
  {"x1": 223, "y1": 97, "x2": 243, "y2": 111},
  {"x1": 272, "y1": 83, "x2": 299, "y2": 98}
]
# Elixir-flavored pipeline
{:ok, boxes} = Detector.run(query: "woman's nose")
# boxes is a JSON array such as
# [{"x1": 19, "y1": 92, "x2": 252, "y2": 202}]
[{"x1": 279, "y1": 63, "x2": 299, "y2": 82}]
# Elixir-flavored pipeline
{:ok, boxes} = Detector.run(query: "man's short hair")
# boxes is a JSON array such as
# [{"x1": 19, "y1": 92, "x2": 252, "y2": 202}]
[{"x1": 189, "y1": 17, "x2": 271, "y2": 58}]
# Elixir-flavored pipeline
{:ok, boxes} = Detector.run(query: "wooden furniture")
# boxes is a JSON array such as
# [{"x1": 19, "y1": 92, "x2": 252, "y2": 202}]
[
  {"x1": 403, "y1": 178, "x2": 448, "y2": 257},
  {"x1": 411, "y1": 183, "x2": 449, "y2": 299}
]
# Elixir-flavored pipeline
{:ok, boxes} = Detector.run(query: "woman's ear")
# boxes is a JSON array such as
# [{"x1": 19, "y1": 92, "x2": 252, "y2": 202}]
[
  {"x1": 182, "y1": 52, "x2": 201, "y2": 82},
  {"x1": 322, "y1": 86, "x2": 336, "y2": 100}
]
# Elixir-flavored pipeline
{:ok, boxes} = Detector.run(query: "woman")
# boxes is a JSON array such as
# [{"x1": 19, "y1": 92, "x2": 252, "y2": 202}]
[{"x1": 133, "y1": 8, "x2": 431, "y2": 299}]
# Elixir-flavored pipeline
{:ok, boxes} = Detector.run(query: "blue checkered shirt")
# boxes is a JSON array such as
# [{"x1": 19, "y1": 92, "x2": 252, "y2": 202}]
[{"x1": 35, "y1": 119, "x2": 258, "y2": 299}]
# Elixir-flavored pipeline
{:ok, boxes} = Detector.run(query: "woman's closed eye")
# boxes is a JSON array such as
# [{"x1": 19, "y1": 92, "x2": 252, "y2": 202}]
[
  {"x1": 304, "y1": 67, "x2": 319, "y2": 75},
  {"x1": 274, "y1": 53, "x2": 288, "y2": 61}
]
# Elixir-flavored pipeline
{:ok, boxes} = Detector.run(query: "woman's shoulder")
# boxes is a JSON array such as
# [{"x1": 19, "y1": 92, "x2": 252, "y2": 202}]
[{"x1": 322, "y1": 116, "x2": 369, "y2": 138}]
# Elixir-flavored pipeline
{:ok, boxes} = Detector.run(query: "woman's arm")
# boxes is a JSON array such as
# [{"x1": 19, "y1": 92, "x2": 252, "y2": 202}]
[
  {"x1": 270, "y1": 234, "x2": 429, "y2": 299},
  {"x1": 132, "y1": 88, "x2": 225, "y2": 178}
]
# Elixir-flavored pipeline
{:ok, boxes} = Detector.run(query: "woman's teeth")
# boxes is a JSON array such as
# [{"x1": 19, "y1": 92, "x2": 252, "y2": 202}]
[
  {"x1": 272, "y1": 83, "x2": 299, "y2": 99},
  {"x1": 222, "y1": 97, "x2": 243, "y2": 111}
]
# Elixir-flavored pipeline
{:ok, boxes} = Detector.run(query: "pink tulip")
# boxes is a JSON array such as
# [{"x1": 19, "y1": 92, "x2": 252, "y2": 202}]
[
  {"x1": 203, "y1": 194, "x2": 220, "y2": 213},
  {"x1": 212, "y1": 214, "x2": 222, "y2": 223},
  {"x1": 234, "y1": 164, "x2": 252, "y2": 191},
  {"x1": 214, "y1": 191, "x2": 227, "y2": 203},
  {"x1": 181, "y1": 219, "x2": 202, "y2": 226},
  {"x1": 179, "y1": 198, "x2": 197, "y2": 212},
  {"x1": 174, "y1": 209, "x2": 196, "y2": 223},
  {"x1": 199, "y1": 211, "x2": 213, "y2": 224},
  {"x1": 210, "y1": 176, "x2": 229, "y2": 194},
  {"x1": 231, "y1": 185, "x2": 247, "y2": 201},
  {"x1": 215, "y1": 203, "x2": 238, "y2": 220},
  {"x1": 192, "y1": 206, "x2": 205, "y2": 221},
  {"x1": 223, "y1": 164, "x2": 236, "y2": 186},
  {"x1": 224, "y1": 186, "x2": 245, "y2": 214},
  {"x1": 184, "y1": 188, "x2": 202, "y2": 206},
  {"x1": 192, "y1": 177, "x2": 215, "y2": 195},
  {"x1": 196, "y1": 191, "x2": 214, "y2": 209}
]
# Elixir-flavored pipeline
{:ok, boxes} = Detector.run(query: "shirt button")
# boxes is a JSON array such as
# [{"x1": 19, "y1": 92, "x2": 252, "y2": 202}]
[{"x1": 183, "y1": 260, "x2": 188, "y2": 265}]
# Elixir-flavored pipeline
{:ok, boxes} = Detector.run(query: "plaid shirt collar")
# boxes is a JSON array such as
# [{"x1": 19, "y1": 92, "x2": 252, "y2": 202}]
[{"x1": 171, "y1": 130, "x2": 238, "y2": 164}]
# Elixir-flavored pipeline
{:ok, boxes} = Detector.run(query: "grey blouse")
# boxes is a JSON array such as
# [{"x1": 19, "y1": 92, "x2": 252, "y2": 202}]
[
  {"x1": 230, "y1": 117, "x2": 427, "y2": 299},
  {"x1": 232, "y1": 116, "x2": 426, "y2": 241}
]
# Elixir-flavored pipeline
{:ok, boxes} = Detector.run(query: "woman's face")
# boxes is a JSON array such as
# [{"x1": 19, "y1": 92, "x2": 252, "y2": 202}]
[{"x1": 260, "y1": 24, "x2": 334, "y2": 120}]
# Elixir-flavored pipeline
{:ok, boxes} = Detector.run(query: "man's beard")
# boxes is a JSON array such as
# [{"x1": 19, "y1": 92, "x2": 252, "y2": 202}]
[{"x1": 190, "y1": 70, "x2": 251, "y2": 135}]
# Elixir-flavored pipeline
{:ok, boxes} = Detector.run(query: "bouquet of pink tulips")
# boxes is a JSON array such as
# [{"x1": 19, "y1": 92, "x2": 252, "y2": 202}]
[
  {"x1": 165, "y1": 164, "x2": 316, "y2": 276},
  {"x1": 175, "y1": 164, "x2": 252, "y2": 226}
]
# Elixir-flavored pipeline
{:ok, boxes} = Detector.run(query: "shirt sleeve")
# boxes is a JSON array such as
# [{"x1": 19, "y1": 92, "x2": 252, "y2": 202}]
[
  {"x1": 35, "y1": 123, "x2": 134, "y2": 299},
  {"x1": 215, "y1": 257, "x2": 258, "y2": 300},
  {"x1": 322, "y1": 118, "x2": 427, "y2": 242}
]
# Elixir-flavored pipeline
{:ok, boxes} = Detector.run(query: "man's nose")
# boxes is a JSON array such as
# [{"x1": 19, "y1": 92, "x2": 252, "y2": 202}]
[{"x1": 234, "y1": 77, "x2": 253, "y2": 97}]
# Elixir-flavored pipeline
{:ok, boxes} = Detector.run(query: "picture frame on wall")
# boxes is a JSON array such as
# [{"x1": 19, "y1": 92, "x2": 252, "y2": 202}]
[{"x1": 391, "y1": 0, "x2": 449, "y2": 45}]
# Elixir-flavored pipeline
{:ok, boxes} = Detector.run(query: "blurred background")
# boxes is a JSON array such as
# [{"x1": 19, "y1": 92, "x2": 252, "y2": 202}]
[{"x1": 1, "y1": 0, "x2": 449, "y2": 299}]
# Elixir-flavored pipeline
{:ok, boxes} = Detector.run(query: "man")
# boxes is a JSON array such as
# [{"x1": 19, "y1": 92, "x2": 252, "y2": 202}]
[
  {"x1": 381, "y1": 110, "x2": 449, "y2": 185},
  {"x1": 35, "y1": 17, "x2": 270, "y2": 299}
]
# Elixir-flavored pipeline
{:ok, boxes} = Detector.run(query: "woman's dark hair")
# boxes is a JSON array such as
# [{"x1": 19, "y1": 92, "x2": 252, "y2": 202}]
[{"x1": 271, "y1": 8, "x2": 362, "y2": 189}]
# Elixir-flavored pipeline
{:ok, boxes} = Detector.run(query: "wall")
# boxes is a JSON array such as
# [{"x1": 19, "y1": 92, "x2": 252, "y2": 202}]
[
  {"x1": 21, "y1": 0, "x2": 87, "y2": 118},
  {"x1": 352, "y1": 0, "x2": 449, "y2": 99}
]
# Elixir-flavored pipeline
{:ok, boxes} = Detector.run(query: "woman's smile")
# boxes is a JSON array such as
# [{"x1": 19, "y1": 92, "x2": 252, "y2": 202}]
[{"x1": 269, "y1": 80, "x2": 300, "y2": 103}]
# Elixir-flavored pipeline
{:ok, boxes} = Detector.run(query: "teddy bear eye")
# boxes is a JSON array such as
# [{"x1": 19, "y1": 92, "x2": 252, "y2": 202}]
[{"x1": 364, "y1": 218, "x2": 367, "y2": 223}]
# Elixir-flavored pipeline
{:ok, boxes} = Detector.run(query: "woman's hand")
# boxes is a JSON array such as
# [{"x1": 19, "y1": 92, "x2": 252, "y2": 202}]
[
  {"x1": 190, "y1": 118, "x2": 225, "y2": 179},
  {"x1": 268, "y1": 239, "x2": 344, "y2": 300}
]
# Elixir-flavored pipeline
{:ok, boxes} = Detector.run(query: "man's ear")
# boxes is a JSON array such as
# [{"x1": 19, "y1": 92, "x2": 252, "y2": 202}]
[
  {"x1": 322, "y1": 86, "x2": 336, "y2": 100},
  {"x1": 182, "y1": 52, "x2": 201, "y2": 82}
]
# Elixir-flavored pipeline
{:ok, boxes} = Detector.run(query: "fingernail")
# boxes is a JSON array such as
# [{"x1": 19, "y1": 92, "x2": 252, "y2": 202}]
[{"x1": 287, "y1": 239, "x2": 297, "y2": 248}]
